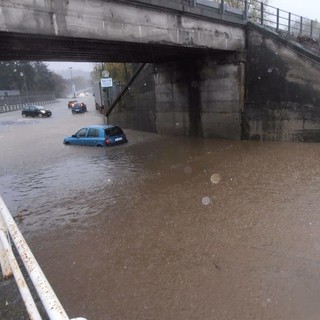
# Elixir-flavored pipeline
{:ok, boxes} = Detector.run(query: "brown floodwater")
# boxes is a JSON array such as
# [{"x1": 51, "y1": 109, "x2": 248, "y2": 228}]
[{"x1": 1, "y1": 99, "x2": 320, "y2": 320}]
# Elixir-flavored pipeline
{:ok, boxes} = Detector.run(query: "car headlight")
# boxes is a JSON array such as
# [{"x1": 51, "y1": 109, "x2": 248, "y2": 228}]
[{"x1": 40, "y1": 110, "x2": 45, "y2": 113}]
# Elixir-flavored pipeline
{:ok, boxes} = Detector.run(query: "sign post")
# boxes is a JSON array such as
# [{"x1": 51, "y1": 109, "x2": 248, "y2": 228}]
[
  {"x1": 100, "y1": 78, "x2": 113, "y2": 88},
  {"x1": 100, "y1": 77, "x2": 113, "y2": 111}
]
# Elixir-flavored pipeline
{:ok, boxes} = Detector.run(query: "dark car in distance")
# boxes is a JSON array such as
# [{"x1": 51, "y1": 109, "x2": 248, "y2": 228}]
[
  {"x1": 22, "y1": 105, "x2": 52, "y2": 118},
  {"x1": 71, "y1": 102, "x2": 87, "y2": 114},
  {"x1": 63, "y1": 124, "x2": 128, "y2": 147}
]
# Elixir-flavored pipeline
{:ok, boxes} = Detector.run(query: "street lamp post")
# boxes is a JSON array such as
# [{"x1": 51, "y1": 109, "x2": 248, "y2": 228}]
[
  {"x1": 21, "y1": 72, "x2": 30, "y2": 103},
  {"x1": 69, "y1": 67, "x2": 76, "y2": 98}
]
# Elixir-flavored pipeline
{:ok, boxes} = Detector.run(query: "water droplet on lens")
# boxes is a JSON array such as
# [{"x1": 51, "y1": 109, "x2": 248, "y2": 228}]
[
  {"x1": 184, "y1": 166, "x2": 192, "y2": 174},
  {"x1": 210, "y1": 173, "x2": 221, "y2": 184},
  {"x1": 202, "y1": 197, "x2": 211, "y2": 206}
]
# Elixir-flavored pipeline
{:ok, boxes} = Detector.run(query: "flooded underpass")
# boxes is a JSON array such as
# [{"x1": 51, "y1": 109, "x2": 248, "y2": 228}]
[{"x1": 1, "y1": 100, "x2": 320, "y2": 320}]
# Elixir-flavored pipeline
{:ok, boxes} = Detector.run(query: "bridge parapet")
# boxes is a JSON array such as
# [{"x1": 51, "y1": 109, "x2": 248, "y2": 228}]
[
  {"x1": 0, "y1": 0, "x2": 319, "y2": 62},
  {"x1": 0, "y1": 0, "x2": 246, "y2": 62}
]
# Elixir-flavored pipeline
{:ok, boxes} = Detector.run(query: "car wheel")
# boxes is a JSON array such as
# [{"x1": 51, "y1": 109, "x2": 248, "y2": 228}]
[{"x1": 38, "y1": 113, "x2": 43, "y2": 118}]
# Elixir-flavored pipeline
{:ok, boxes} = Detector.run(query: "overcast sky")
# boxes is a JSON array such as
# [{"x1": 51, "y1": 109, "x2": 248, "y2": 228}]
[
  {"x1": 271, "y1": 0, "x2": 320, "y2": 20},
  {"x1": 45, "y1": 0, "x2": 319, "y2": 73},
  {"x1": 45, "y1": 61, "x2": 94, "y2": 73}
]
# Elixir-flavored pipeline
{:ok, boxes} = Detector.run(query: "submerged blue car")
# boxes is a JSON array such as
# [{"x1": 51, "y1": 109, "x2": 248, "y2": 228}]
[{"x1": 63, "y1": 125, "x2": 128, "y2": 147}]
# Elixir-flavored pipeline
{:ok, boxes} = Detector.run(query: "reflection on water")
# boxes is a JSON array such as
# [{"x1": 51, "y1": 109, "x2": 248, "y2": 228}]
[
  {"x1": 0, "y1": 146, "x2": 149, "y2": 232},
  {"x1": 2, "y1": 134, "x2": 320, "y2": 320}
]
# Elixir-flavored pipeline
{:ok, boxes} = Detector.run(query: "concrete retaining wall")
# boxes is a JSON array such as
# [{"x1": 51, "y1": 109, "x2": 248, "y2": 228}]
[
  {"x1": 244, "y1": 25, "x2": 320, "y2": 142},
  {"x1": 154, "y1": 57, "x2": 243, "y2": 139},
  {"x1": 108, "y1": 53, "x2": 244, "y2": 140}
]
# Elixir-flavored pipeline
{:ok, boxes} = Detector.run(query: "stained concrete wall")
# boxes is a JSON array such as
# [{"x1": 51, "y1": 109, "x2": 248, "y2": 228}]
[
  {"x1": 109, "y1": 24, "x2": 320, "y2": 142},
  {"x1": 0, "y1": 0, "x2": 245, "y2": 53},
  {"x1": 154, "y1": 57, "x2": 243, "y2": 139},
  {"x1": 107, "y1": 64, "x2": 157, "y2": 133},
  {"x1": 244, "y1": 25, "x2": 320, "y2": 142},
  {"x1": 108, "y1": 54, "x2": 244, "y2": 140}
]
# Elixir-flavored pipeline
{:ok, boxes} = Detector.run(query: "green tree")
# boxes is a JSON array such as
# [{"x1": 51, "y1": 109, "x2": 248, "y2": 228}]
[
  {"x1": 0, "y1": 61, "x2": 68, "y2": 97},
  {"x1": 91, "y1": 62, "x2": 140, "y2": 85},
  {"x1": 223, "y1": 0, "x2": 270, "y2": 10},
  {"x1": 0, "y1": 61, "x2": 24, "y2": 90},
  {"x1": 221, "y1": 0, "x2": 270, "y2": 23},
  {"x1": 73, "y1": 75, "x2": 90, "y2": 91},
  {"x1": 51, "y1": 73, "x2": 68, "y2": 97}
]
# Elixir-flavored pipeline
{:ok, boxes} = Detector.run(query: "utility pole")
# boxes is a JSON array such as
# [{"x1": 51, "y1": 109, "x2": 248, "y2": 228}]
[
  {"x1": 69, "y1": 67, "x2": 76, "y2": 98},
  {"x1": 21, "y1": 71, "x2": 30, "y2": 103}
]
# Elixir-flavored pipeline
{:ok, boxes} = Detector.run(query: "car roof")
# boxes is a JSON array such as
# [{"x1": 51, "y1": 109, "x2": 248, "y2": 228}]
[{"x1": 84, "y1": 125, "x2": 119, "y2": 129}]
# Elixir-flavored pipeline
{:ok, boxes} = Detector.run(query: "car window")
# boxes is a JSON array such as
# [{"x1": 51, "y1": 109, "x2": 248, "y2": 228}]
[
  {"x1": 76, "y1": 128, "x2": 87, "y2": 137},
  {"x1": 87, "y1": 128, "x2": 99, "y2": 137},
  {"x1": 30, "y1": 106, "x2": 37, "y2": 111},
  {"x1": 105, "y1": 126, "x2": 123, "y2": 137}
]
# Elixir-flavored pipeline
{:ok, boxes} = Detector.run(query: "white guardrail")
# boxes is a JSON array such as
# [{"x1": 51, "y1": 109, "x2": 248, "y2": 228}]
[
  {"x1": 0, "y1": 100, "x2": 58, "y2": 113},
  {"x1": 0, "y1": 196, "x2": 87, "y2": 320}
]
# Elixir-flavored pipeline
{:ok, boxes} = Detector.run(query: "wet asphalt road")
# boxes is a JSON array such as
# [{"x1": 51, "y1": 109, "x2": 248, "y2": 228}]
[{"x1": 1, "y1": 98, "x2": 320, "y2": 320}]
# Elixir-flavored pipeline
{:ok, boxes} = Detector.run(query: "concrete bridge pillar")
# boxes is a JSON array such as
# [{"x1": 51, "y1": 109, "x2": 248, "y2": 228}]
[{"x1": 108, "y1": 53, "x2": 245, "y2": 140}]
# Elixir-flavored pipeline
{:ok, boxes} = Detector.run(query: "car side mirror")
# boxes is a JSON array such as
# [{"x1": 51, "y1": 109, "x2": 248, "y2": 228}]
[{"x1": 72, "y1": 134, "x2": 76, "y2": 138}]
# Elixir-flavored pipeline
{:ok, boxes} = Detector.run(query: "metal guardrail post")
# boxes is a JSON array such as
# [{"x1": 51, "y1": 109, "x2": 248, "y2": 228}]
[
  {"x1": 190, "y1": 0, "x2": 196, "y2": 7},
  {"x1": 260, "y1": 1, "x2": 264, "y2": 25},
  {"x1": 0, "y1": 229, "x2": 43, "y2": 320},
  {"x1": 220, "y1": 0, "x2": 224, "y2": 15},
  {"x1": 0, "y1": 212, "x2": 11, "y2": 278},
  {"x1": 0, "y1": 196, "x2": 87, "y2": 320},
  {"x1": 276, "y1": 8, "x2": 280, "y2": 32},
  {"x1": 300, "y1": 16, "x2": 303, "y2": 35},
  {"x1": 288, "y1": 12, "x2": 291, "y2": 34},
  {"x1": 310, "y1": 20, "x2": 314, "y2": 37},
  {"x1": 243, "y1": 0, "x2": 248, "y2": 20}
]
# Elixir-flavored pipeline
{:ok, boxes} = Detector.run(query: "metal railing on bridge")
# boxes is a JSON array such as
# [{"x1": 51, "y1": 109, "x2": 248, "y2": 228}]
[
  {"x1": 193, "y1": 0, "x2": 320, "y2": 39},
  {"x1": 134, "y1": 0, "x2": 320, "y2": 40},
  {"x1": 0, "y1": 195, "x2": 87, "y2": 320}
]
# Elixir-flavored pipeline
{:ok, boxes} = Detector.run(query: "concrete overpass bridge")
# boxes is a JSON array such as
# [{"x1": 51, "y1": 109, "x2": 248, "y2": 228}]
[
  {"x1": 0, "y1": 0, "x2": 247, "y2": 62},
  {"x1": 1, "y1": 0, "x2": 320, "y2": 141}
]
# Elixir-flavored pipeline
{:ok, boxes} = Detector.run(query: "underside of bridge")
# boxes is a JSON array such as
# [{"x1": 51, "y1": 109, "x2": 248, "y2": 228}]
[{"x1": 0, "y1": 31, "x2": 230, "y2": 63}]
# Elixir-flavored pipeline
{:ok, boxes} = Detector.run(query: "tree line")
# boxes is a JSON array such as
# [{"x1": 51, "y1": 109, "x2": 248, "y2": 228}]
[{"x1": 0, "y1": 61, "x2": 67, "y2": 97}]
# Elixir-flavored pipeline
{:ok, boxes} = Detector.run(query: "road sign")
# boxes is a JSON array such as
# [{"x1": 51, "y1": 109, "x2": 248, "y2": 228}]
[
  {"x1": 100, "y1": 78, "x2": 113, "y2": 88},
  {"x1": 102, "y1": 70, "x2": 110, "y2": 78}
]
